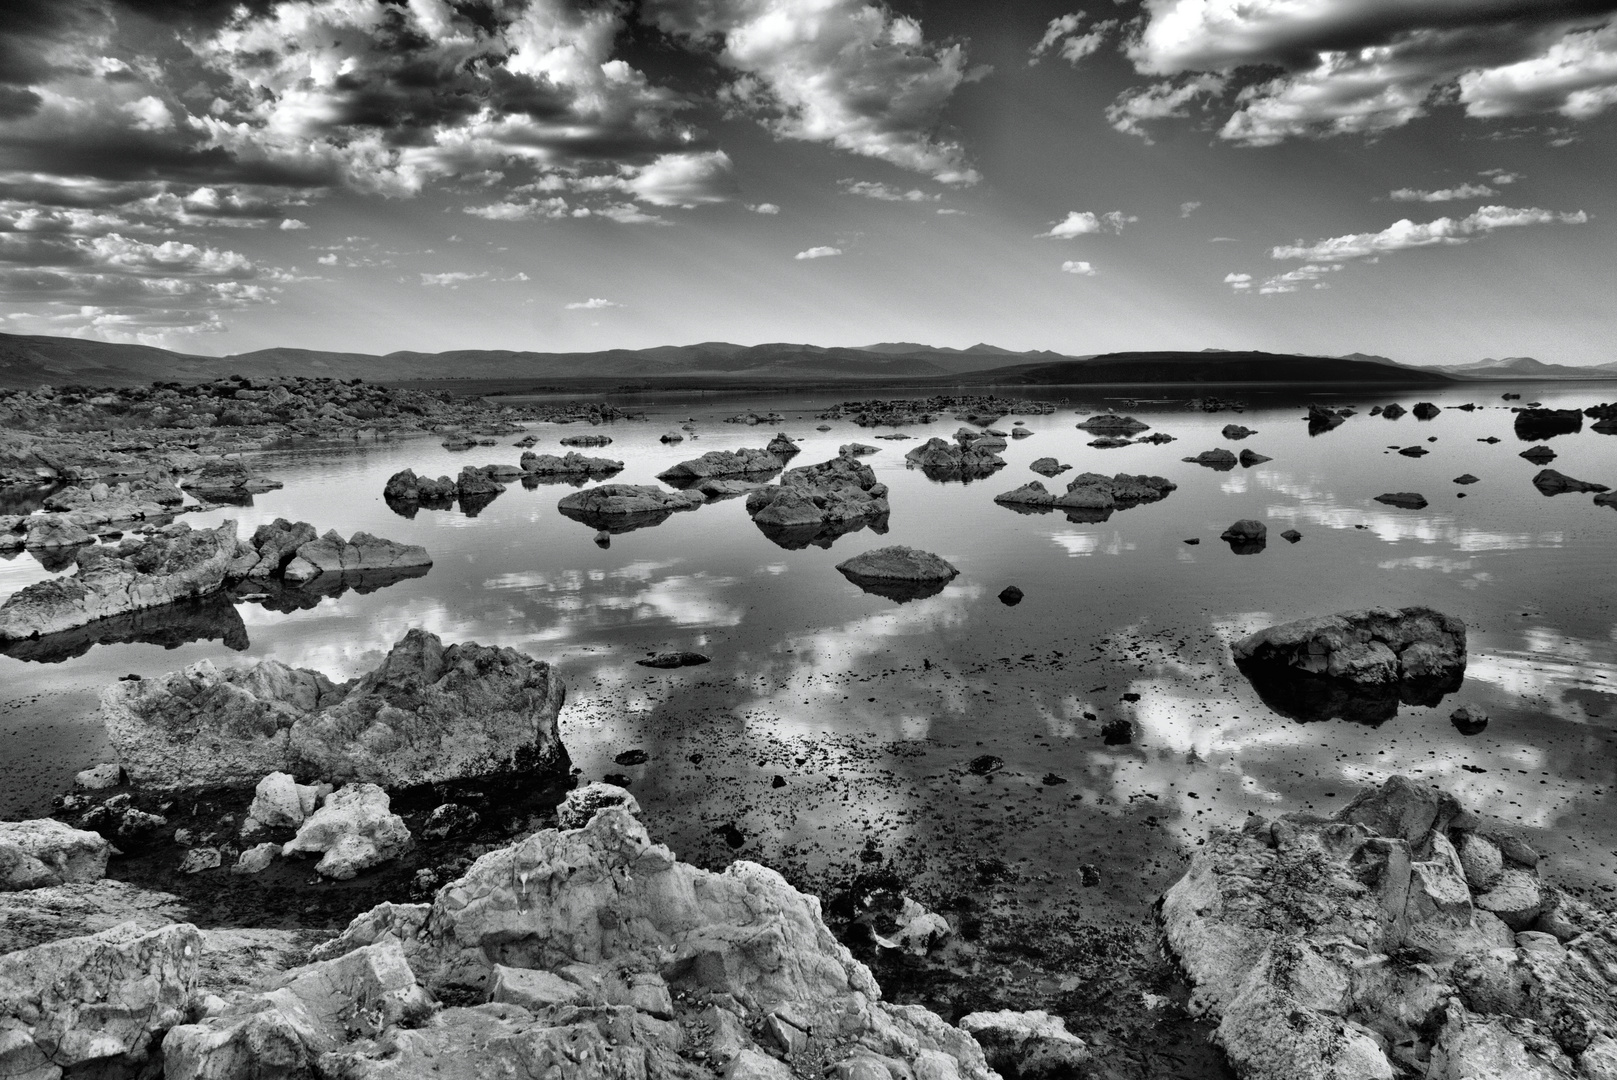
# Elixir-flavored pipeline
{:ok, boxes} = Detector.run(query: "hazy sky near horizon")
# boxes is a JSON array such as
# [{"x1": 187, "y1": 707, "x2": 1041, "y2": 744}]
[{"x1": 0, "y1": 0, "x2": 1613, "y2": 365}]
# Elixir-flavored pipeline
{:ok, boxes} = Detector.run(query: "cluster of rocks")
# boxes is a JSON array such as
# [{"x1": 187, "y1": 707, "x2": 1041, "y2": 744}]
[
  {"x1": 1165, "y1": 775, "x2": 1616, "y2": 1080},
  {"x1": 1183, "y1": 448, "x2": 1271, "y2": 470},
  {"x1": 0, "y1": 473, "x2": 185, "y2": 556},
  {"x1": 1514, "y1": 408, "x2": 1584, "y2": 440},
  {"x1": 817, "y1": 395, "x2": 1058, "y2": 427},
  {"x1": 521, "y1": 450, "x2": 625, "y2": 478},
  {"x1": 903, "y1": 432, "x2": 1007, "y2": 479},
  {"x1": 1075, "y1": 414, "x2": 1149, "y2": 436},
  {"x1": 0, "y1": 377, "x2": 551, "y2": 486},
  {"x1": 995, "y1": 472, "x2": 1176, "y2": 521},
  {"x1": 1308, "y1": 404, "x2": 1351, "y2": 433},
  {"x1": 0, "y1": 518, "x2": 429, "y2": 646},
  {"x1": 179, "y1": 457, "x2": 282, "y2": 502},
  {"x1": 657, "y1": 445, "x2": 789, "y2": 485},
  {"x1": 747, "y1": 453, "x2": 891, "y2": 549}
]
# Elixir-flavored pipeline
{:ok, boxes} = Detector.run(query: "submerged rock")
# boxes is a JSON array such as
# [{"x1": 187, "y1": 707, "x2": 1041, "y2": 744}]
[
  {"x1": 1163, "y1": 776, "x2": 1609, "y2": 1080},
  {"x1": 182, "y1": 456, "x2": 282, "y2": 501},
  {"x1": 1222, "y1": 425, "x2": 1257, "y2": 439},
  {"x1": 1520, "y1": 445, "x2": 1557, "y2": 465},
  {"x1": 998, "y1": 586, "x2": 1024, "y2": 606},
  {"x1": 1514, "y1": 408, "x2": 1582, "y2": 440},
  {"x1": 1239, "y1": 449, "x2": 1272, "y2": 467},
  {"x1": 1375, "y1": 492, "x2": 1429, "y2": 509},
  {"x1": 1029, "y1": 457, "x2": 1070, "y2": 478},
  {"x1": 100, "y1": 627, "x2": 568, "y2": 791},
  {"x1": 1532, "y1": 468, "x2": 1609, "y2": 496},
  {"x1": 282, "y1": 529, "x2": 432, "y2": 583},
  {"x1": 636, "y1": 651, "x2": 711, "y2": 669},
  {"x1": 165, "y1": 806, "x2": 994, "y2": 1080},
  {"x1": 1413, "y1": 401, "x2": 1442, "y2": 419},
  {"x1": 1220, "y1": 519, "x2": 1266, "y2": 554},
  {"x1": 0, "y1": 521, "x2": 238, "y2": 642}
]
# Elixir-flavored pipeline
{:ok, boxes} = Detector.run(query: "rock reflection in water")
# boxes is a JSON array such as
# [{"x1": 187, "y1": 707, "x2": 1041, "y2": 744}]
[
  {"x1": 557, "y1": 506, "x2": 678, "y2": 535},
  {"x1": 231, "y1": 565, "x2": 431, "y2": 613},
  {"x1": 0, "y1": 593, "x2": 249, "y2": 663},
  {"x1": 383, "y1": 493, "x2": 455, "y2": 519},
  {"x1": 836, "y1": 573, "x2": 953, "y2": 604},
  {"x1": 754, "y1": 514, "x2": 889, "y2": 551},
  {"x1": 1236, "y1": 657, "x2": 1464, "y2": 724}
]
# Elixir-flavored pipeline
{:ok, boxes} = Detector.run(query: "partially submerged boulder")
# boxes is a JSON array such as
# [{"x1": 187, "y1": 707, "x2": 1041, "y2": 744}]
[
  {"x1": 1163, "y1": 776, "x2": 1608, "y2": 1080},
  {"x1": 1029, "y1": 457, "x2": 1070, "y2": 478},
  {"x1": 281, "y1": 529, "x2": 432, "y2": 583},
  {"x1": 1220, "y1": 519, "x2": 1266, "y2": 554},
  {"x1": 1233, "y1": 606, "x2": 1466, "y2": 721},
  {"x1": 1183, "y1": 448, "x2": 1238, "y2": 470},
  {"x1": 557, "y1": 484, "x2": 704, "y2": 530},
  {"x1": 1375, "y1": 492, "x2": 1429, "y2": 509},
  {"x1": 903, "y1": 436, "x2": 1005, "y2": 479},
  {"x1": 165, "y1": 806, "x2": 995, "y2": 1080},
  {"x1": 657, "y1": 447, "x2": 785, "y2": 484},
  {"x1": 836, "y1": 546, "x2": 958, "y2": 603},
  {"x1": 1075, "y1": 414, "x2": 1148, "y2": 435},
  {"x1": 746, "y1": 455, "x2": 890, "y2": 547},
  {"x1": 995, "y1": 473, "x2": 1175, "y2": 518},
  {"x1": 383, "y1": 468, "x2": 458, "y2": 504},
  {"x1": 100, "y1": 628, "x2": 569, "y2": 791},
  {"x1": 182, "y1": 456, "x2": 282, "y2": 501},
  {"x1": 1532, "y1": 468, "x2": 1609, "y2": 496},
  {"x1": 519, "y1": 451, "x2": 623, "y2": 477},
  {"x1": 0, "y1": 521, "x2": 238, "y2": 642}
]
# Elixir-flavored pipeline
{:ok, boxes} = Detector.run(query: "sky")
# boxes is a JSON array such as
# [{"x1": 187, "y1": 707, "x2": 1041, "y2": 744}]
[{"x1": 0, "y1": 0, "x2": 1613, "y2": 366}]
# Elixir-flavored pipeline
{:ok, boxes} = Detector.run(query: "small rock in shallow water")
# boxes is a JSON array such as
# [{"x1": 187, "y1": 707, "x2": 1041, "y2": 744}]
[
  {"x1": 614, "y1": 748, "x2": 649, "y2": 766},
  {"x1": 1455, "y1": 474, "x2": 1480, "y2": 484},
  {"x1": 998, "y1": 585, "x2": 1023, "y2": 606},
  {"x1": 1375, "y1": 492, "x2": 1428, "y2": 509},
  {"x1": 1281, "y1": 529, "x2": 1302, "y2": 543},
  {"x1": 636, "y1": 651, "x2": 710, "y2": 668},
  {"x1": 968, "y1": 754, "x2": 1003, "y2": 775},
  {"x1": 1101, "y1": 719, "x2": 1133, "y2": 745},
  {"x1": 1451, "y1": 705, "x2": 1489, "y2": 735}
]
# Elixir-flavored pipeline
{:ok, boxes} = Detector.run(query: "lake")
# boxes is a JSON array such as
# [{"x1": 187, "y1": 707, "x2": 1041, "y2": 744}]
[{"x1": 3, "y1": 381, "x2": 1616, "y2": 935}]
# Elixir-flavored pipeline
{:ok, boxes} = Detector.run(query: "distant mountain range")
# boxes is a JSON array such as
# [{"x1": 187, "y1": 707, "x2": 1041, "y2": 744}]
[{"x1": 0, "y1": 331, "x2": 1612, "y2": 390}]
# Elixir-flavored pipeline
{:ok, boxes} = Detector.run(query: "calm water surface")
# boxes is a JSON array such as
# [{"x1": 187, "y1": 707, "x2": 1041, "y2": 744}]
[{"x1": 3, "y1": 382, "x2": 1616, "y2": 921}]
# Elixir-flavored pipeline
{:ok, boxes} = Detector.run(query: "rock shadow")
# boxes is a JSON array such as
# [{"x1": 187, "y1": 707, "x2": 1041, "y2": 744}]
[
  {"x1": 231, "y1": 565, "x2": 431, "y2": 613},
  {"x1": 754, "y1": 514, "x2": 889, "y2": 551},
  {"x1": 1237, "y1": 658, "x2": 1464, "y2": 725}
]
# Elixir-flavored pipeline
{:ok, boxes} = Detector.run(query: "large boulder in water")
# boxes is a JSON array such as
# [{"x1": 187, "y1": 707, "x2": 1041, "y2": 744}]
[
  {"x1": 281, "y1": 529, "x2": 433, "y2": 583},
  {"x1": 903, "y1": 436, "x2": 1005, "y2": 479},
  {"x1": 1233, "y1": 605, "x2": 1466, "y2": 690},
  {"x1": 1162, "y1": 776, "x2": 1608, "y2": 1080},
  {"x1": 746, "y1": 455, "x2": 889, "y2": 531},
  {"x1": 1075, "y1": 414, "x2": 1148, "y2": 434},
  {"x1": 99, "y1": 628, "x2": 569, "y2": 791},
  {"x1": 1513, "y1": 408, "x2": 1582, "y2": 440},
  {"x1": 1532, "y1": 468, "x2": 1609, "y2": 496},
  {"x1": 519, "y1": 451, "x2": 623, "y2": 477},
  {"x1": 557, "y1": 484, "x2": 703, "y2": 524},
  {"x1": 165, "y1": 806, "x2": 994, "y2": 1080},
  {"x1": 0, "y1": 521, "x2": 238, "y2": 641},
  {"x1": 836, "y1": 545, "x2": 958, "y2": 602}
]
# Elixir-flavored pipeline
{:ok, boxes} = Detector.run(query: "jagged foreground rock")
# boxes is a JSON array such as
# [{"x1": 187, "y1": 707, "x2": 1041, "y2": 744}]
[
  {"x1": 99, "y1": 628, "x2": 567, "y2": 791},
  {"x1": 162, "y1": 805, "x2": 996, "y2": 1080},
  {"x1": 1163, "y1": 775, "x2": 1617, "y2": 1080}
]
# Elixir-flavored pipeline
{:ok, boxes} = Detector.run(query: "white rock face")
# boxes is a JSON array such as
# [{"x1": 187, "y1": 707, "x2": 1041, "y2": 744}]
[
  {"x1": 960, "y1": 1010, "x2": 1091, "y2": 1080},
  {"x1": 0, "y1": 921, "x2": 199, "y2": 1078},
  {"x1": 246, "y1": 770, "x2": 326, "y2": 829},
  {"x1": 1162, "y1": 775, "x2": 1617, "y2": 1080},
  {"x1": 232, "y1": 843, "x2": 278, "y2": 875},
  {"x1": 0, "y1": 818, "x2": 110, "y2": 890},
  {"x1": 73, "y1": 763, "x2": 123, "y2": 790},
  {"x1": 168, "y1": 806, "x2": 995, "y2": 1080},
  {"x1": 282, "y1": 783, "x2": 411, "y2": 880}
]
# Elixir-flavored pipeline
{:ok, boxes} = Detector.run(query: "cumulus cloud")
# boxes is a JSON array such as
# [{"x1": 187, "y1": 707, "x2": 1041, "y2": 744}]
[
  {"x1": 1030, "y1": 13, "x2": 1119, "y2": 67},
  {"x1": 278, "y1": 218, "x2": 308, "y2": 230},
  {"x1": 1107, "y1": 74, "x2": 1227, "y2": 141},
  {"x1": 1224, "y1": 271, "x2": 1252, "y2": 290},
  {"x1": 749, "y1": 203, "x2": 781, "y2": 214},
  {"x1": 623, "y1": 151, "x2": 737, "y2": 208},
  {"x1": 565, "y1": 297, "x2": 620, "y2": 309},
  {"x1": 648, "y1": 0, "x2": 980, "y2": 184},
  {"x1": 1272, "y1": 205, "x2": 1589, "y2": 261},
  {"x1": 838, "y1": 179, "x2": 938, "y2": 202},
  {"x1": 1389, "y1": 183, "x2": 1498, "y2": 202},
  {"x1": 795, "y1": 246, "x2": 843, "y2": 260},
  {"x1": 1124, "y1": 0, "x2": 1617, "y2": 143},
  {"x1": 1041, "y1": 210, "x2": 1137, "y2": 238},
  {"x1": 1060, "y1": 260, "x2": 1098, "y2": 275}
]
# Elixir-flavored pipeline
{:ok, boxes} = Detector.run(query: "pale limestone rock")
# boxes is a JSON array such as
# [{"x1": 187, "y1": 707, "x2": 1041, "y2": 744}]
[
  {"x1": 282, "y1": 784, "x2": 411, "y2": 880},
  {"x1": 73, "y1": 763, "x2": 123, "y2": 790},
  {"x1": 959, "y1": 1009, "x2": 1091, "y2": 1079},
  {"x1": 233, "y1": 843, "x2": 278, "y2": 875},
  {"x1": 555, "y1": 782, "x2": 641, "y2": 830},
  {"x1": 0, "y1": 818, "x2": 110, "y2": 888}
]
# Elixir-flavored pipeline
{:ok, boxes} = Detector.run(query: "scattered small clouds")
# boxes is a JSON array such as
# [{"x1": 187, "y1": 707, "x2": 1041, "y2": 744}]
[
  {"x1": 1060, "y1": 260, "x2": 1098, "y2": 275},
  {"x1": 1180, "y1": 201, "x2": 1201, "y2": 218},
  {"x1": 1482, "y1": 169, "x2": 1522, "y2": 185},
  {"x1": 565, "y1": 298, "x2": 620, "y2": 310},
  {"x1": 1272, "y1": 205, "x2": 1589, "y2": 262},
  {"x1": 1029, "y1": 12, "x2": 1118, "y2": 68},
  {"x1": 278, "y1": 218, "x2": 308, "y2": 230},
  {"x1": 748, "y1": 203, "x2": 781, "y2": 215},
  {"x1": 1390, "y1": 183, "x2": 1498, "y2": 202},
  {"x1": 1258, "y1": 263, "x2": 1342, "y2": 294},
  {"x1": 838, "y1": 179, "x2": 938, "y2": 202},
  {"x1": 1224, "y1": 272, "x2": 1252, "y2": 291},
  {"x1": 936, "y1": 208, "x2": 964, "y2": 215},
  {"x1": 1041, "y1": 210, "x2": 1137, "y2": 238},
  {"x1": 419, "y1": 271, "x2": 488, "y2": 287},
  {"x1": 795, "y1": 246, "x2": 843, "y2": 260},
  {"x1": 1210, "y1": 236, "x2": 1240, "y2": 242}
]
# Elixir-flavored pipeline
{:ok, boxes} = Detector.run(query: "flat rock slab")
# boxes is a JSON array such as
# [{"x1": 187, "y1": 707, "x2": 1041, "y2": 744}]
[
  {"x1": 636, "y1": 651, "x2": 711, "y2": 669},
  {"x1": 1375, "y1": 492, "x2": 1428, "y2": 509}
]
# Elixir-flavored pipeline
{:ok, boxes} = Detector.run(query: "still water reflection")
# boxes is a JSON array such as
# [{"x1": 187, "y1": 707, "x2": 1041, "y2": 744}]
[{"x1": 3, "y1": 383, "x2": 1616, "y2": 920}]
